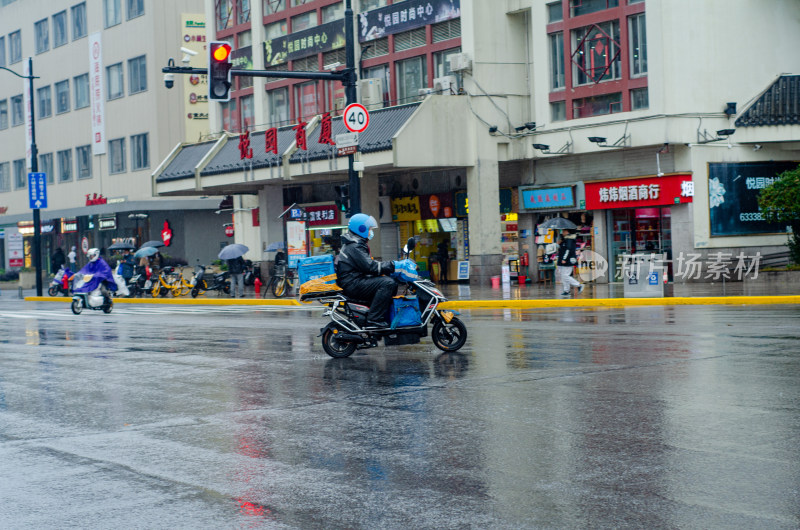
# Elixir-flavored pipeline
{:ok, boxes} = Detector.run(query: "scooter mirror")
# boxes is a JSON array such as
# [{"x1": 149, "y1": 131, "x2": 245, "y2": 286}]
[{"x1": 406, "y1": 237, "x2": 416, "y2": 252}]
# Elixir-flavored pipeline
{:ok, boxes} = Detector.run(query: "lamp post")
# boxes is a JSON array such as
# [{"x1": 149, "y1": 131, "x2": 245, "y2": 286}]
[{"x1": 1, "y1": 58, "x2": 42, "y2": 295}]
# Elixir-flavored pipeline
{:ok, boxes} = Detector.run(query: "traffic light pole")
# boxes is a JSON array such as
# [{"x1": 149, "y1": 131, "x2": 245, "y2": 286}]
[{"x1": 162, "y1": 0, "x2": 360, "y2": 214}]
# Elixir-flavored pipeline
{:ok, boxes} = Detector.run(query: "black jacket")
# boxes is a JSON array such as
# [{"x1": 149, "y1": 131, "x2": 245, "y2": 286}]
[
  {"x1": 228, "y1": 256, "x2": 245, "y2": 274},
  {"x1": 51, "y1": 250, "x2": 66, "y2": 271},
  {"x1": 557, "y1": 235, "x2": 578, "y2": 267},
  {"x1": 336, "y1": 232, "x2": 394, "y2": 290}
]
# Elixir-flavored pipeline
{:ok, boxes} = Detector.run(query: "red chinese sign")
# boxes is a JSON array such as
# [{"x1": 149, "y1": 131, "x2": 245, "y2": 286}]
[
  {"x1": 265, "y1": 127, "x2": 278, "y2": 154},
  {"x1": 584, "y1": 174, "x2": 694, "y2": 210},
  {"x1": 85, "y1": 193, "x2": 107, "y2": 205},
  {"x1": 161, "y1": 220, "x2": 173, "y2": 246},
  {"x1": 305, "y1": 204, "x2": 339, "y2": 227},
  {"x1": 294, "y1": 121, "x2": 308, "y2": 150},
  {"x1": 318, "y1": 112, "x2": 335, "y2": 146},
  {"x1": 239, "y1": 131, "x2": 253, "y2": 159}
]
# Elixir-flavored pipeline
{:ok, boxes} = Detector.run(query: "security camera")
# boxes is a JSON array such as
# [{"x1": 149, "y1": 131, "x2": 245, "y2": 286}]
[
  {"x1": 164, "y1": 73, "x2": 174, "y2": 89},
  {"x1": 180, "y1": 47, "x2": 198, "y2": 64},
  {"x1": 180, "y1": 47, "x2": 198, "y2": 56}
]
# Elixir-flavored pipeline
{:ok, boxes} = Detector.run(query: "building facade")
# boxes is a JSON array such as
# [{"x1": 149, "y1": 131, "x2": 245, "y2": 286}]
[
  {"x1": 0, "y1": 0, "x2": 228, "y2": 273},
  {"x1": 154, "y1": 0, "x2": 800, "y2": 285}
]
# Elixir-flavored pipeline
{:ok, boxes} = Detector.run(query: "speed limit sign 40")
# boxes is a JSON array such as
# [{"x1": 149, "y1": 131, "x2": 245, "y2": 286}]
[{"x1": 344, "y1": 103, "x2": 370, "y2": 133}]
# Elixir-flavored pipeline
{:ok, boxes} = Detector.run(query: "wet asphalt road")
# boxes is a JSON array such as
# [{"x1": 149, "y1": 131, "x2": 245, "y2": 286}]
[{"x1": 0, "y1": 300, "x2": 799, "y2": 529}]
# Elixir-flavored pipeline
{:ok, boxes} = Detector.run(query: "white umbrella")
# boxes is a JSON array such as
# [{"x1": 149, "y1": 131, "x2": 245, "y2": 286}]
[{"x1": 218, "y1": 244, "x2": 249, "y2": 260}]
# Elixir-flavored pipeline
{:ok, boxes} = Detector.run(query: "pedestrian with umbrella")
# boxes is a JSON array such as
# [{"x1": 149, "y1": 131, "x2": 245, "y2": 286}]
[
  {"x1": 557, "y1": 227, "x2": 584, "y2": 296},
  {"x1": 219, "y1": 244, "x2": 249, "y2": 298}
]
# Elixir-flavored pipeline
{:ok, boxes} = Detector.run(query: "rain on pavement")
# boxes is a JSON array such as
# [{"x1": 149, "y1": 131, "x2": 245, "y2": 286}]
[{"x1": 0, "y1": 299, "x2": 798, "y2": 528}]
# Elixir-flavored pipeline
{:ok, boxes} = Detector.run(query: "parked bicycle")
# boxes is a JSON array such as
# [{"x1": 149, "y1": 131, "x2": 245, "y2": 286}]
[{"x1": 265, "y1": 254, "x2": 298, "y2": 298}]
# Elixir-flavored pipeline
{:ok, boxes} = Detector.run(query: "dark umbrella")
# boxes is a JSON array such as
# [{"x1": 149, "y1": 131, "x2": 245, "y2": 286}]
[
  {"x1": 108, "y1": 241, "x2": 136, "y2": 251},
  {"x1": 134, "y1": 246, "x2": 160, "y2": 258},
  {"x1": 218, "y1": 244, "x2": 249, "y2": 260},
  {"x1": 539, "y1": 217, "x2": 578, "y2": 230},
  {"x1": 141, "y1": 240, "x2": 165, "y2": 248}
]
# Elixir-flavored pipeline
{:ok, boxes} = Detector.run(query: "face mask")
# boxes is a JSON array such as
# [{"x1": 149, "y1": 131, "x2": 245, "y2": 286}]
[{"x1": 368, "y1": 229, "x2": 375, "y2": 240}]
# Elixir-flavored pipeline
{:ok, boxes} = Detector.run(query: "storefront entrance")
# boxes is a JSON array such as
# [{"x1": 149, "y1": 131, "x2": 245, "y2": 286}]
[{"x1": 608, "y1": 207, "x2": 672, "y2": 281}]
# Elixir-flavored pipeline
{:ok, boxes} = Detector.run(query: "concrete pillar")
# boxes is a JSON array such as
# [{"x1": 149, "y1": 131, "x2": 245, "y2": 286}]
[
  {"x1": 233, "y1": 194, "x2": 260, "y2": 261},
  {"x1": 258, "y1": 185, "x2": 286, "y2": 261},
  {"x1": 467, "y1": 155, "x2": 503, "y2": 285}
]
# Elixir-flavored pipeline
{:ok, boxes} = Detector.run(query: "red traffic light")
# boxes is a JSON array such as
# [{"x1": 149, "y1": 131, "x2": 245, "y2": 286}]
[{"x1": 212, "y1": 43, "x2": 231, "y2": 62}]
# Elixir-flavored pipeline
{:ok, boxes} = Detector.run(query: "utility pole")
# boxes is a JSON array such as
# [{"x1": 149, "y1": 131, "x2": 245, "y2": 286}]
[{"x1": 344, "y1": 0, "x2": 360, "y2": 216}]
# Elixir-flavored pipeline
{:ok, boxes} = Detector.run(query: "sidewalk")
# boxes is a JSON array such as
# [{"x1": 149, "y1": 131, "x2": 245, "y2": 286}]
[{"x1": 17, "y1": 277, "x2": 800, "y2": 308}]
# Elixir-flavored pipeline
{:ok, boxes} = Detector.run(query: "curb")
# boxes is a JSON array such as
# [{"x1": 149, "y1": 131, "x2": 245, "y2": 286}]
[{"x1": 25, "y1": 295, "x2": 800, "y2": 308}]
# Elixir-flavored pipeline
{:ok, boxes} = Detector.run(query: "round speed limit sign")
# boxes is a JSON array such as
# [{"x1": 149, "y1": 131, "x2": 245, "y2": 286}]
[{"x1": 344, "y1": 103, "x2": 370, "y2": 133}]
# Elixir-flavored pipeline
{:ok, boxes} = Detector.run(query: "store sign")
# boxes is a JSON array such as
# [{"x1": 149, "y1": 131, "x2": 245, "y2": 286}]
[
  {"x1": 8, "y1": 232, "x2": 23, "y2": 267},
  {"x1": 419, "y1": 193, "x2": 454, "y2": 219},
  {"x1": 17, "y1": 220, "x2": 55, "y2": 235},
  {"x1": 161, "y1": 220, "x2": 173, "y2": 246},
  {"x1": 306, "y1": 204, "x2": 339, "y2": 227},
  {"x1": 391, "y1": 196, "x2": 421, "y2": 221},
  {"x1": 286, "y1": 220, "x2": 308, "y2": 268},
  {"x1": 98, "y1": 217, "x2": 117, "y2": 230},
  {"x1": 708, "y1": 162, "x2": 793, "y2": 236},
  {"x1": 264, "y1": 19, "x2": 345, "y2": 66},
  {"x1": 61, "y1": 218, "x2": 78, "y2": 233},
  {"x1": 89, "y1": 32, "x2": 106, "y2": 155},
  {"x1": 584, "y1": 174, "x2": 694, "y2": 210},
  {"x1": 359, "y1": 0, "x2": 461, "y2": 43},
  {"x1": 231, "y1": 45, "x2": 252, "y2": 70},
  {"x1": 520, "y1": 186, "x2": 575, "y2": 210}
]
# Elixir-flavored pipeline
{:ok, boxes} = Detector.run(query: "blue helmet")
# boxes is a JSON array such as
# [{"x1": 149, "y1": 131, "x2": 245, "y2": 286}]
[{"x1": 348, "y1": 213, "x2": 378, "y2": 240}]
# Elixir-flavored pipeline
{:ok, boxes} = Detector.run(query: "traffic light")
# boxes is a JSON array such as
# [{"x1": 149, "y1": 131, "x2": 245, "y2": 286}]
[
  {"x1": 334, "y1": 184, "x2": 350, "y2": 214},
  {"x1": 208, "y1": 41, "x2": 232, "y2": 102}
]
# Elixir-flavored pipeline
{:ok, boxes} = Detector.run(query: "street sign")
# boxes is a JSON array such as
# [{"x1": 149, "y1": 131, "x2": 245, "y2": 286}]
[
  {"x1": 335, "y1": 132, "x2": 358, "y2": 148},
  {"x1": 27, "y1": 172, "x2": 47, "y2": 209},
  {"x1": 337, "y1": 145, "x2": 358, "y2": 157},
  {"x1": 343, "y1": 103, "x2": 369, "y2": 133}
]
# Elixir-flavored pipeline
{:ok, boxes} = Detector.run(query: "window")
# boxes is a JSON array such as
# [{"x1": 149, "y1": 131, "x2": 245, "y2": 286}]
[
  {"x1": 9, "y1": 30, "x2": 21, "y2": 64},
  {"x1": 55, "y1": 80, "x2": 70, "y2": 114},
  {"x1": 549, "y1": 33, "x2": 565, "y2": 90},
  {"x1": 11, "y1": 95, "x2": 23, "y2": 126},
  {"x1": 126, "y1": 0, "x2": 144, "y2": 20},
  {"x1": 76, "y1": 145, "x2": 92, "y2": 179},
  {"x1": 551, "y1": 101, "x2": 566, "y2": 122},
  {"x1": 291, "y1": 11, "x2": 317, "y2": 32},
  {"x1": 295, "y1": 82, "x2": 318, "y2": 121},
  {"x1": 130, "y1": 134, "x2": 148, "y2": 170},
  {"x1": 73, "y1": 73, "x2": 89, "y2": 108},
  {"x1": 396, "y1": 56, "x2": 426, "y2": 104},
  {"x1": 57, "y1": 149, "x2": 73, "y2": 182},
  {"x1": 547, "y1": 1, "x2": 562, "y2": 22},
  {"x1": 104, "y1": 0, "x2": 122, "y2": 28},
  {"x1": 14, "y1": 159, "x2": 26, "y2": 189},
  {"x1": 0, "y1": 162, "x2": 10, "y2": 192},
  {"x1": 35, "y1": 19, "x2": 49, "y2": 54},
  {"x1": 39, "y1": 153, "x2": 53, "y2": 184},
  {"x1": 631, "y1": 87, "x2": 648, "y2": 110},
  {"x1": 37, "y1": 86, "x2": 52, "y2": 118},
  {"x1": 128, "y1": 55, "x2": 147, "y2": 94},
  {"x1": 359, "y1": 0, "x2": 386, "y2": 11},
  {"x1": 0, "y1": 36, "x2": 5, "y2": 67},
  {"x1": 628, "y1": 0, "x2": 644, "y2": 3},
  {"x1": 109, "y1": 138, "x2": 125, "y2": 174},
  {"x1": 53, "y1": 11, "x2": 68, "y2": 47},
  {"x1": 72, "y1": 2, "x2": 87, "y2": 39},
  {"x1": 361, "y1": 38, "x2": 388, "y2": 59},
  {"x1": 221, "y1": 99, "x2": 238, "y2": 131},
  {"x1": 217, "y1": 0, "x2": 233, "y2": 31},
  {"x1": 236, "y1": 0, "x2": 251, "y2": 24},
  {"x1": 107, "y1": 63, "x2": 124, "y2": 100},
  {"x1": 572, "y1": 92, "x2": 622, "y2": 118},
  {"x1": 265, "y1": 20, "x2": 287, "y2": 40},
  {"x1": 394, "y1": 28, "x2": 426, "y2": 52},
  {"x1": 268, "y1": 87, "x2": 289, "y2": 126},
  {"x1": 629, "y1": 13, "x2": 647, "y2": 77},
  {"x1": 0, "y1": 99, "x2": 7, "y2": 129},
  {"x1": 263, "y1": 0, "x2": 286, "y2": 15},
  {"x1": 240, "y1": 96, "x2": 254, "y2": 130},
  {"x1": 571, "y1": 0, "x2": 619, "y2": 18},
  {"x1": 572, "y1": 21, "x2": 621, "y2": 85},
  {"x1": 432, "y1": 19, "x2": 461, "y2": 43},
  {"x1": 434, "y1": 47, "x2": 460, "y2": 80},
  {"x1": 322, "y1": 2, "x2": 343, "y2": 23}
]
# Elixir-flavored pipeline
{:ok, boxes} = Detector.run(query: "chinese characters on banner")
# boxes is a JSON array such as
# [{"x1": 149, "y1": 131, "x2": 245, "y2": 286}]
[
  {"x1": 239, "y1": 131, "x2": 253, "y2": 159},
  {"x1": 318, "y1": 113, "x2": 336, "y2": 145},
  {"x1": 88, "y1": 32, "x2": 106, "y2": 155},
  {"x1": 359, "y1": 0, "x2": 461, "y2": 42},
  {"x1": 305, "y1": 205, "x2": 339, "y2": 227},
  {"x1": 264, "y1": 19, "x2": 345, "y2": 66},
  {"x1": 294, "y1": 121, "x2": 308, "y2": 151},
  {"x1": 265, "y1": 127, "x2": 278, "y2": 154},
  {"x1": 584, "y1": 174, "x2": 694, "y2": 210}
]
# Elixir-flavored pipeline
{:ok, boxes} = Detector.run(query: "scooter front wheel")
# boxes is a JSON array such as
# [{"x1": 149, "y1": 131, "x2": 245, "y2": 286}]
[
  {"x1": 48, "y1": 286, "x2": 59, "y2": 297},
  {"x1": 322, "y1": 328, "x2": 357, "y2": 358},
  {"x1": 71, "y1": 299, "x2": 83, "y2": 315},
  {"x1": 102, "y1": 299, "x2": 113, "y2": 313},
  {"x1": 431, "y1": 317, "x2": 467, "y2": 352}
]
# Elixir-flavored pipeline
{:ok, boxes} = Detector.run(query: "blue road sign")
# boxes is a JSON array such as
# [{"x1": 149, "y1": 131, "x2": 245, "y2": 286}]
[{"x1": 28, "y1": 172, "x2": 47, "y2": 209}]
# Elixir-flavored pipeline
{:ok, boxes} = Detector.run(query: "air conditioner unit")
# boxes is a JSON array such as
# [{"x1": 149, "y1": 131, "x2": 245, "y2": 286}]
[
  {"x1": 448, "y1": 53, "x2": 472, "y2": 73},
  {"x1": 433, "y1": 75, "x2": 457, "y2": 95},
  {"x1": 359, "y1": 78, "x2": 384, "y2": 110}
]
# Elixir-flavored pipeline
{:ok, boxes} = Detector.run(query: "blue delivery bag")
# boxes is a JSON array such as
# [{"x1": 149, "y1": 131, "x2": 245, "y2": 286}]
[
  {"x1": 389, "y1": 296, "x2": 422, "y2": 329},
  {"x1": 297, "y1": 254, "x2": 336, "y2": 285},
  {"x1": 391, "y1": 259, "x2": 419, "y2": 283}
]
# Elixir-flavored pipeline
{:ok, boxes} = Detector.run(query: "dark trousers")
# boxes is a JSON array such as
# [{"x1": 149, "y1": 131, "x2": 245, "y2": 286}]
[{"x1": 344, "y1": 276, "x2": 398, "y2": 322}]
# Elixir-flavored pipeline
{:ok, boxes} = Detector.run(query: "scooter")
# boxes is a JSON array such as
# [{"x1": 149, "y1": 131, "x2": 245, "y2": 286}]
[
  {"x1": 190, "y1": 264, "x2": 231, "y2": 298},
  {"x1": 48, "y1": 266, "x2": 73, "y2": 296},
  {"x1": 304, "y1": 238, "x2": 467, "y2": 358},
  {"x1": 70, "y1": 274, "x2": 113, "y2": 314},
  {"x1": 125, "y1": 265, "x2": 148, "y2": 297},
  {"x1": 243, "y1": 260, "x2": 256, "y2": 286}
]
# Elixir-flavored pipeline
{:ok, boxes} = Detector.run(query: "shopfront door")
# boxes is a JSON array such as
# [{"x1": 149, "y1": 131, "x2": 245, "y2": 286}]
[{"x1": 608, "y1": 207, "x2": 672, "y2": 281}]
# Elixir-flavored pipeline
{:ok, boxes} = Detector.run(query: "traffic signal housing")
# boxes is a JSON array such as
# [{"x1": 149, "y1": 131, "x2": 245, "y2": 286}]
[
  {"x1": 208, "y1": 41, "x2": 232, "y2": 102},
  {"x1": 334, "y1": 184, "x2": 350, "y2": 215}
]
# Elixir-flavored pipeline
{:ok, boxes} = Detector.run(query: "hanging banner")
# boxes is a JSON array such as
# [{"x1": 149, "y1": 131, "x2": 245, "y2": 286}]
[
  {"x1": 264, "y1": 19, "x2": 345, "y2": 66},
  {"x1": 391, "y1": 196, "x2": 421, "y2": 221},
  {"x1": 287, "y1": 220, "x2": 308, "y2": 268},
  {"x1": 359, "y1": 0, "x2": 461, "y2": 42},
  {"x1": 24, "y1": 60, "x2": 33, "y2": 169},
  {"x1": 88, "y1": 32, "x2": 106, "y2": 155},
  {"x1": 182, "y1": 14, "x2": 209, "y2": 141}
]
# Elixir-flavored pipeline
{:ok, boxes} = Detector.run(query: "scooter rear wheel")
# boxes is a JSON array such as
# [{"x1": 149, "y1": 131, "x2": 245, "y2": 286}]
[
  {"x1": 432, "y1": 317, "x2": 467, "y2": 352},
  {"x1": 272, "y1": 278, "x2": 286, "y2": 298},
  {"x1": 71, "y1": 299, "x2": 83, "y2": 315},
  {"x1": 102, "y1": 299, "x2": 113, "y2": 313},
  {"x1": 322, "y1": 328, "x2": 357, "y2": 358}
]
